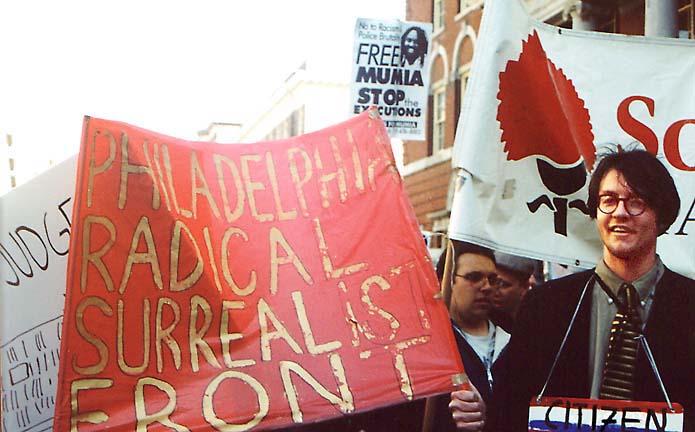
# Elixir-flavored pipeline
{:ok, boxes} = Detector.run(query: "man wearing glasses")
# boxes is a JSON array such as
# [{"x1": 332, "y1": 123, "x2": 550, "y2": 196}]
[
  {"x1": 450, "y1": 149, "x2": 695, "y2": 431},
  {"x1": 430, "y1": 242, "x2": 510, "y2": 431},
  {"x1": 490, "y1": 251, "x2": 539, "y2": 333}
]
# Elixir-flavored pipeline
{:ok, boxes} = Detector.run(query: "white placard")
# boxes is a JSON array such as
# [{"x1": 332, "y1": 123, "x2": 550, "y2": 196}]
[
  {"x1": 1, "y1": 155, "x2": 76, "y2": 432},
  {"x1": 351, "y1": 18, "x2": 432, "y2": 140}
]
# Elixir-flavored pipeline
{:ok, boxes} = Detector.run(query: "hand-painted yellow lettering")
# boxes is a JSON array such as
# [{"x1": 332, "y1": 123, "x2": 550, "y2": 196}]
[
  {"x1": 156, "y1": 297, "x2": 182, "y2": 373},
  {"x1": 87, "y1": 129, "x2": 116, "y2": 208},
  {"x1": 240, "y1": 154, "x2": 273, "y2": 222},
  {"x1": 203, "y1": 371, "x2": 269, "y2": 431},
  {"x1": 134, "y1": 377, "x2": 189, "y2": 431},
  {"x1": 160, "y1": 143, "x2": 184, "y2": 215},
  {"x1": 291, "y1": 291, "x2": 341, "y2": 354},
  {"x1": 269, "y1": 227, "x2": 313, "y2": 295},
  {"x1": 119, "y1": 134, "x2": 161, "y2": 210},
  {"x1": 338, "y1": 281, "x2": 361, "y2": 348},
  {"x1": 119, "y1": 216, "x2": 163, "y2": 294},
  {"x1": 189, "y1": 295, "x2": 222, "y2": 372},
  {"x1": 170, "y1": 219, "x2": 204, "y2": 292},
  {"x1": 213, "y1": 154, "x2": 246, "y2": 222},
  {"x1": 287, "y1": 147, "x2": 312, "y2": 217},
  {"x1": 221, "y1": 227, "x2": 257, "y2": 296},
  {"x1": 117, "y1": 299, "x2": 150, "y2": 375},
  {"x1": 81, "y1": 215, "x2": 116, "y2": 294},
  {"x1": 347, "y1": 129, "x2": 365, "y2": 192},
  {"x1": 220, "y1": 300, "x2": 255, "y2": 368},
  {"x1": 265, "y1": 151, "x2": 297, "y2": 221},
  {"x1": 367, "y1": 132, "x2": 400, "y2": 190},
  {"x1": 314, "y1": 137, "x2": 347, "y2": 208},
  {"x1": 392, "y1": 336, "x2": 429, "y2": 400},
  {"x1": 148, "y1": 142, "x2": 172, "y2": 211},
  {"x1": 70, "y1": 378, "x2": 113, "y2": 431},
  {"x1": 360, "y1": 275, "x2": 400, "y2": 342},
  {"x1": 258, "y1": 298, "x2": 303, "y2": 361},
  {"x1": 279, "y1": 354, "x2": 354, "y2": 423},
  {"x1": 393, "y1": 352, "x2": 413, "y2": 400},
  {"x1": 73, "y1": 297, "x2": 113, "y2": 375},
  {"x1": 313, "y1": 218, "x2": 367, "y2": 280},
  {"x1": 190, "y1": 151, "x2": 221, "y2": 220},
  {"x1": 202, "y1": 227, "x2": 223, "y2": 292}
]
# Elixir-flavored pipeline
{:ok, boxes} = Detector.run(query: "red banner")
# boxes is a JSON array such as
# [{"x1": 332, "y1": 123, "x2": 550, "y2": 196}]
[{"x1": 53, "y1": 109, "x2": 463, "y2": 431}]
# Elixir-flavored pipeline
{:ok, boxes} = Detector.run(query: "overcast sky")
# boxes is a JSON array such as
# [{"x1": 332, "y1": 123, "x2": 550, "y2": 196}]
[{"x1": 0, "y1": 0, "x2": 404, "y2": 175}]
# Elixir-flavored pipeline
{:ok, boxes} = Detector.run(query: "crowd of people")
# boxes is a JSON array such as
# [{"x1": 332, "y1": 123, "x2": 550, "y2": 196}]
[{"x1": 290, "y1": 149, "x2": 694, "y2": 431}]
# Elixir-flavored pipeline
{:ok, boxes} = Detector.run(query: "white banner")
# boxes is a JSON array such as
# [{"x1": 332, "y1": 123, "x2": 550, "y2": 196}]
[
  {"x1": 1, "y1": 155, "x2": 76, "y2": 432},
  {"x1": 449, "y1": 0, "x2": 695, "y2": 277},
  {"x1": 351, "y1": 18, "x2": 432, "y2": 140}
]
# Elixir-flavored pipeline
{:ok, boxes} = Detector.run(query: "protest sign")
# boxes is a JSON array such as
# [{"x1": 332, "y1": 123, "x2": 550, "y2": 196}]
[
  {"x1": 52, "y1": 108, "x2": 463, "y2": 431},
  {"x1": 449, "y1": 0, "x2": 695, "y2": 276},
  {"x1": 1, "y1": 155, "x2": 76, "y2": 432},
  {"x1": 351, "y1": 18, "x2": 432, "y2": 140},
  {"x1": 528, "y1": 397, "x2": 683, "y2": 432}
]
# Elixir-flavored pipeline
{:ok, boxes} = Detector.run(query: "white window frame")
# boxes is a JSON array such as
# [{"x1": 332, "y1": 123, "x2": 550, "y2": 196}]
[
  {"x1": 459, "y1": 0, "x2": 483, "y2": 14},
  {"x1": 432, "y1": 83, "x2": 446, "y2": 153},
  {"x1": 434, "y1": 0, "x2": 445, "y2": 33},
  {"x1": 678, "y1": 0, "x2": 694, "y2": 39}
]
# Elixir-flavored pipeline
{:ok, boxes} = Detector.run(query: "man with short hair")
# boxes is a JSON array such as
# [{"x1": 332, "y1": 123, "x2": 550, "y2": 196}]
[
  {"x1": 490, "y1": 251, "x2": 538, "y2": 333},
  {"x1": 450, "y1": 149, "x2": 695, "y2": 431},
  {"x1": 429, "y1": 242, "x2": 509, "y2": 431}
]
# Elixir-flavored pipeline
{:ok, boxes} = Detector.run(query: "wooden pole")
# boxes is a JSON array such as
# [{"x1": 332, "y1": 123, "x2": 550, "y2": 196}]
[{"x1": 421, "y1": 240, "x2": 455, "y2": 432}]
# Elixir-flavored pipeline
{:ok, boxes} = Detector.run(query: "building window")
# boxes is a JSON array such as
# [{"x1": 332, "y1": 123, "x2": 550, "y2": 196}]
[
  {"x1": 8, "y1": 158, "x2": 14, "y2": 171},
  {"x1": 432, "y1": 85, "x2": 446, "y2": 153},
  {"x1": 679, "y1": 0, "x2": 694, "y2": 39},
  {"x1": 434, "y1": 0, "x2": 445, "y2": 33},
  {"x1": 290, "y1": 106, "x2": 305, "y2": 136},
  {"x1": 596, "y1": 15, "x2": 617, "y2": 33},
  {"x1": 264, "y1": 106, "x2": 305, "y2": 141}
]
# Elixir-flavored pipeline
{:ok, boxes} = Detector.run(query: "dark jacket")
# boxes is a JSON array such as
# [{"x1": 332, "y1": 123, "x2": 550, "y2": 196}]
[
  {"x1": 490, "y1": 268, "x2": 695, "y2": 432},
  {"x1": 429, "y1": 321, "x2": 509, "y2": 431}
]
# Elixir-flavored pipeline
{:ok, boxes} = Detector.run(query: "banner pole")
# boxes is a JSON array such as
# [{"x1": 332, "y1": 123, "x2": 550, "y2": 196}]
[
  {"x1": 441, "y1": 239, "x2": 454, "y2": 309},
  {"x1": 421, "y1": 239, "x2": 455, "y2": 432}
]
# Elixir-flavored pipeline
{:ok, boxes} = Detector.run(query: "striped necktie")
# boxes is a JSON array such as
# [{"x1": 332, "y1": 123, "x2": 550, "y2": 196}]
[{"x1": 599, "y1": 283, "x2": 642, "y2": 400}]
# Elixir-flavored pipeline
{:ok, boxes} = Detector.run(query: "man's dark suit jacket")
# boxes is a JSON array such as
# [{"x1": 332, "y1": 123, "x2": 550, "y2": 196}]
[{"x1": 491, "y1": 268, "x2": 695, "y2": 431}]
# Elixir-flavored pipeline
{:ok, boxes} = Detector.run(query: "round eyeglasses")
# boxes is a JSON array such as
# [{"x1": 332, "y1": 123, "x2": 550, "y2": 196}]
[{"x1": 597, "y1": 194, "x2": 647, "y2": 216}]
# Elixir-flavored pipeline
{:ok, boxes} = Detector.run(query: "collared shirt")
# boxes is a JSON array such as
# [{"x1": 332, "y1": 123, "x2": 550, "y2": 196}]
[{"x1": 588, "y1": 256, "x2": 664, "y2": 398}]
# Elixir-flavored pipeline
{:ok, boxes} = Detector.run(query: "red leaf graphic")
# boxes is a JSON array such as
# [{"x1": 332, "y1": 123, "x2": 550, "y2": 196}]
[{"x1": 497, "y1": 30, "x2": 596, "y2": 171}]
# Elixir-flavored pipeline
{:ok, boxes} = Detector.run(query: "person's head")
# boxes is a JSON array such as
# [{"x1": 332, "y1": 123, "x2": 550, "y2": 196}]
[
  {"x1": 492, "y1": 252, "x2": 535, "y2": 318},
  {"x1": 400, "y1": 26, "x2": 428, "y2": 66},
  {"x1": 587, "y1": 148, "x2": 680, "y2": 267},
  {"x1": 447, "y1": 242, "x2": 497, "y2": 327}
]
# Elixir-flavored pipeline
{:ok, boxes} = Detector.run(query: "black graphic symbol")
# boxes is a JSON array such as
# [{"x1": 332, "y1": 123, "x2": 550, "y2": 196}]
[{"x1": 527, "y1": 159, "x2": 589, "y2": 236}]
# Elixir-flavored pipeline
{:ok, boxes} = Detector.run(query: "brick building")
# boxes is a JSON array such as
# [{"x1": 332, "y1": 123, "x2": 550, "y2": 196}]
[{"x1": 401, "y1": 0, "x2": 695, "y2": 254}]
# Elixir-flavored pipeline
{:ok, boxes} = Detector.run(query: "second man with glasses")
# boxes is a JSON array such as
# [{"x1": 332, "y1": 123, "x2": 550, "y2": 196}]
[{"x1": 431, "y1": 242, "x2": 509, "y2": 431}]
